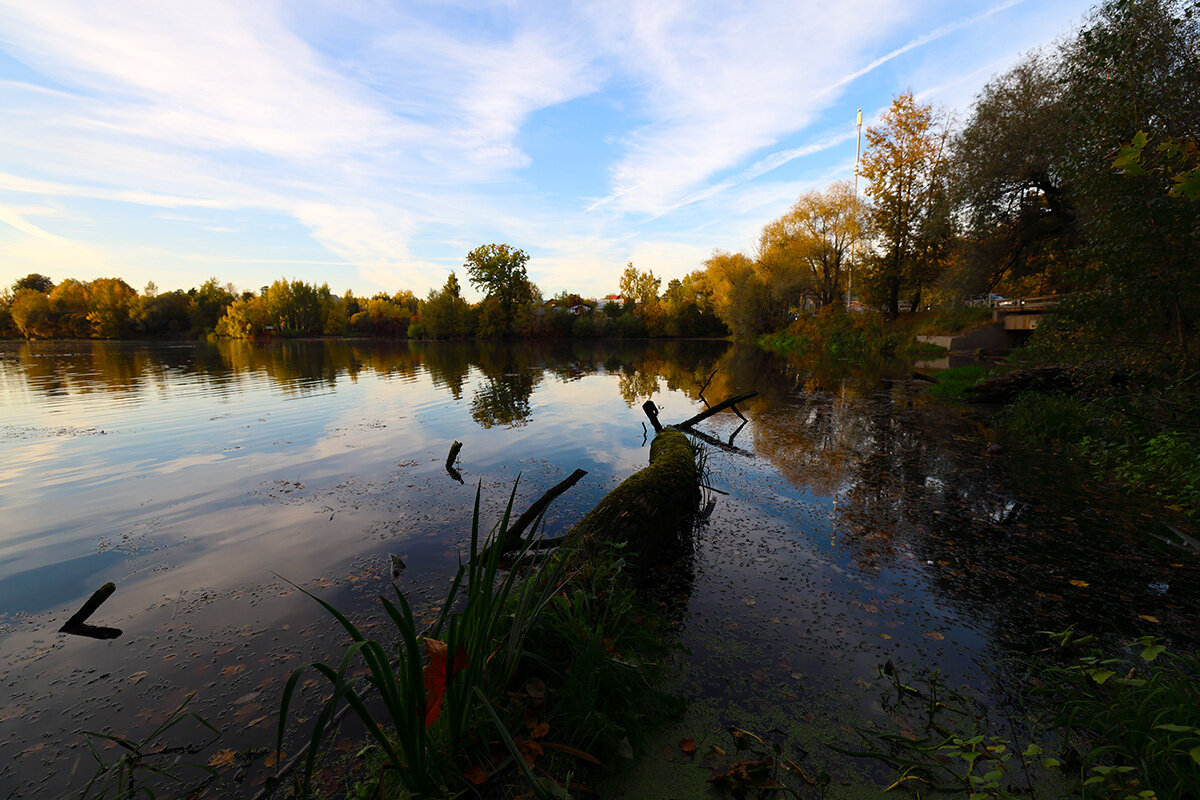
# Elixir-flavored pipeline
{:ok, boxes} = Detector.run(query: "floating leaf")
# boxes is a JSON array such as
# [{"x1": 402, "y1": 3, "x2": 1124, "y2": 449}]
[
  {"x1": 1069, "y1": 580, "x2": 1089, "y2": 588},
  {"x1": 208, "y1": 749, "x2": 236, "y2": 768},
  {"x1": 1138, "y1": 615, "x2": 1160, "y2": 624},
  {"x1": 128, "y1": 671, "x2": 148, "y2": 684}
]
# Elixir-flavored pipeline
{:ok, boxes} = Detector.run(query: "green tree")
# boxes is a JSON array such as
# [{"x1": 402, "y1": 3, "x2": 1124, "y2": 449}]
[
  {"x1": 422, "y1": 271, "x2": 474, "y2": 339},
  {"x1": 188, "y1": 278, "x2": 235, "y2": 334},
  {"x1": 464, "y1": 244, "x2": 532, "y2": 336},
  {"x1": 12, "y1": 273, "x2": 54, "y2": 295},
  {"x1": 860, "y1": 91, "x2": 952, "y2": 317},
  {"x1": 950, "y1": 51, "x2": 1077, "y2": 298},
  {"x1": 1049, "y1": 0, "x2": 1200, "y2": 367},
  {"x1": 132, "y1": 290, "x2": 192, "y2": 337}
]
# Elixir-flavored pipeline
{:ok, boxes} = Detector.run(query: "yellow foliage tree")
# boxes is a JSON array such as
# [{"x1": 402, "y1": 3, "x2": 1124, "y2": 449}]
[{"x1": 859, "y1": 91, "x2": 952, "y2": 317}]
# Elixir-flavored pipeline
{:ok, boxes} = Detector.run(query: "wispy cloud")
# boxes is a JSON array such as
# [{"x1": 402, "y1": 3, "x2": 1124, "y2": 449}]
[{"x1": 0, "y1": 0, "x2": 1095, "y2": 295}]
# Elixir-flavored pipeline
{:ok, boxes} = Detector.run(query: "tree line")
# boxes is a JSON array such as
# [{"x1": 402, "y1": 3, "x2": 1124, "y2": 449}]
[{"x1": 0, "y1": 248, "x2": 727, "y2": 342}]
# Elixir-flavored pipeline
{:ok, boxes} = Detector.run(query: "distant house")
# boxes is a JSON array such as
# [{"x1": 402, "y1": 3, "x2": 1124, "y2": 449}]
[{"x1": 599, "y1": 294, "x2": 624, "y2": 310}]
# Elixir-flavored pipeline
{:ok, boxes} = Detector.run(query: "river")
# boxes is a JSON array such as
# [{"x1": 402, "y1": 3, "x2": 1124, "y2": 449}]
[{"x1": 1, "y1": 339, "x2": 1196, "y2": 798}]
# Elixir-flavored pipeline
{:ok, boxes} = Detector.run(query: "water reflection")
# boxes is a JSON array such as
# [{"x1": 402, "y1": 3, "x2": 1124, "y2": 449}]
[{"x1": 2, "y1": 339, "x2": 1196, "y2": 799}]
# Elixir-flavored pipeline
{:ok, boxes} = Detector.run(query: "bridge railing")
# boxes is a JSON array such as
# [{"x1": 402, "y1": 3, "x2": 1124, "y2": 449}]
[{"x1": 991, "y1": 294, "x2": 1066, "y2": 312}]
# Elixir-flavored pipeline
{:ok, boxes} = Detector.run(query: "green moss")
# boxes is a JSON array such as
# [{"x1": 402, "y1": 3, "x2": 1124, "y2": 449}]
[{"x1": 566, "y1": 429, "x2": 699, "y2": 564}]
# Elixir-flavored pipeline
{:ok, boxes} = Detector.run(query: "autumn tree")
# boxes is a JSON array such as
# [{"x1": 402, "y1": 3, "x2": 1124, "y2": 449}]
[
  {"x1": 10, "y1": 289, "x2": 54, "y2": 338},
  {"x1": 860, "y1": 91, "x2": 952, "y2": 317},
  {"x1": 758, "y1": 180, "x2": 869, "y2": 307},
  {"x1": 49, "y1": 279, "x2": 92, "y2": 337},
  {"x1": 618, "y1": 262, "x2": 663, "y2": 333},
  {"x1": 703, "y1": 249, "x2": 781, "y2": 339},
  {"x1": 464, "y1": 243, "x2": 532, "y2": 336},
  {"x1": 85, "y1": 278, "x2": 137, "y2": 338}
]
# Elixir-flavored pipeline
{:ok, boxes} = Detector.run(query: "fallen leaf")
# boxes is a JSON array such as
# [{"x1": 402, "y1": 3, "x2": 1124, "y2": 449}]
[
  {"x1": 128, "y1": 671, "x2": 148, "y2": 684},
  {"x1": 264, "y1": 752, "x2": 285, "y2": 769},
  {"x1": 222, "y1": 664, "x2": 245, "y2": 678},
  {"x1": 530, "y1": 721, "x2": 550, "y2": 739},
  {"x1": 464, "y1": 766, "x2": 487, "y2": 785},
  {"x1": 1138, "y1": 615, "x2": 1161, "y2": 623},
  {"x1": 680, "y1": 738, "x2": 697, "y2": 754},
  {"x1": 924, "y1": 631, "x2": 945, "y2": 641},
  {"x1": 1069, "y1": 580, "x2": 1089, "y2": 588},
  {"x1": 208, "y1": 749, "x2": 236, "y2": 768}
]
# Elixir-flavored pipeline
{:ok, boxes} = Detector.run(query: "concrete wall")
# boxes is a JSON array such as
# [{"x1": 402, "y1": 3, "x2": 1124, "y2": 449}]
[{"x1": 917, "y1": 321, "x2": 1010, "y2": 352}]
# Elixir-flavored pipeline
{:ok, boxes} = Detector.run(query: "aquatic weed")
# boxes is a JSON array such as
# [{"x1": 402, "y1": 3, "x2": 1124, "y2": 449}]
[{"x1": 77, "y1": 692, "x2": 221, "y2": 800}]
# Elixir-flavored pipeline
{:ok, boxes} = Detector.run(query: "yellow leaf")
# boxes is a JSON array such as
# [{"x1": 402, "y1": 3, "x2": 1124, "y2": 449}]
[{"x1": 1069, "y1": 580, "x2": 1089, "y2": 588}]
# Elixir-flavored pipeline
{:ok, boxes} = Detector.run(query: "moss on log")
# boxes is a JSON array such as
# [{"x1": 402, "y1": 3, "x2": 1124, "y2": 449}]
[{"x1": 564, "y1": 429, "x2": 699, "y2": 565}]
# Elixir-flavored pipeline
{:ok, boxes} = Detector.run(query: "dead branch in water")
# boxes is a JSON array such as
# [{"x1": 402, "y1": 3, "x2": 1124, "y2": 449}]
[
  {"x1": 676, "y1": 392, "x2": 757, "y2": 429},
  {"x1": 500, "y1": 468, "x2": 589, "y2": 552}
]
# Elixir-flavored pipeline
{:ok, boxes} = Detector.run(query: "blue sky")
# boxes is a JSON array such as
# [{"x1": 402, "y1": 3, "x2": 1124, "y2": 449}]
[{"x1": 0, "y1": 0, "x2": 1095, "y2": 300}]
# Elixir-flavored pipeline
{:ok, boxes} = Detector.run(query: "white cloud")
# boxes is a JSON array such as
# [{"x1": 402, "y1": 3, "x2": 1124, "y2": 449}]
[
  {"x1": 581, "y1": 0, "x2": 912, "y2": 215},
  {"x1": 0, "y1": 0, "x2": 1098, "y2": 296}
]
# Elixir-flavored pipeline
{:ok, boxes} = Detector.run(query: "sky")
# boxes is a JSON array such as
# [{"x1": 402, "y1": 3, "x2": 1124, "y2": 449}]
[{"x1": 0, "y1": 0, "x2": 1097, "y2": 301}]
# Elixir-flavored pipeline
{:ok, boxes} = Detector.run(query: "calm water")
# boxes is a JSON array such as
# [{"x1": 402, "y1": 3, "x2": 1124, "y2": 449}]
[{"x1": 1, "y1": 339, "x2": 1196, "y2": 798}]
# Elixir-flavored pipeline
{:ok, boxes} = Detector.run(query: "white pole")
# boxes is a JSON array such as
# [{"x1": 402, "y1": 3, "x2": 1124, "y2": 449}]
[{"x1": 848, "y1": 109, "x2": 863, "y2": 310}]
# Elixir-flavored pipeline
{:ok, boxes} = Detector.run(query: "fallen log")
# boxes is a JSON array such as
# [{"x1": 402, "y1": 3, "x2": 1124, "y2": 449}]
[
  {"x1": 562, "y1": 429, "x2": 700, "y2": 566},
  {"x1": 965, "y1": 367, "x2": 1070, "y2": 404}
]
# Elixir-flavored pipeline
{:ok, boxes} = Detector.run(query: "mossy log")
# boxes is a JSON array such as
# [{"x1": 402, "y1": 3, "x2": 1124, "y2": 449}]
[{"x1": 562, "y1": 429, "x2": 699, "y2": 565}]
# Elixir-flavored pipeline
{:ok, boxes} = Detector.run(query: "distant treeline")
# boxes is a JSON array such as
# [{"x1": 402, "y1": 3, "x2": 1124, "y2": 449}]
[{"x1": 0, "y1": 260, "x2": 728, "y2": 343}]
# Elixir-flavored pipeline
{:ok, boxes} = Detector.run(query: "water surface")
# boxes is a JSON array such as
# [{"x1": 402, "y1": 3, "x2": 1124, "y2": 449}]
[{"x1": 1, "y1": 339, "x2": 1196, "y2": 798}]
